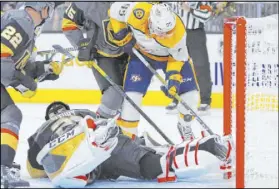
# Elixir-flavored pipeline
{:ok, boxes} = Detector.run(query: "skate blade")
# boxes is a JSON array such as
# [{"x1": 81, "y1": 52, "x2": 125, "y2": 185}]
[
  {"x1": 166, "y1": 109, "x2": 179, "y2": 115},
  {"x1": 197, "y1": 110, "x2": 211, "y2": 116}
]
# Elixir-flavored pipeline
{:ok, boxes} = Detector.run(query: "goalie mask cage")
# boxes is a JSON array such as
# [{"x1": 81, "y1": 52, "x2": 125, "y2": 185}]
[{"x1": 223, "y1": 15, "x2": 278, "y2": 188}]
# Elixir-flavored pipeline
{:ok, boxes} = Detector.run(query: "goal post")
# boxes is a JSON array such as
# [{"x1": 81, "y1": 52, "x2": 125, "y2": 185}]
[
  {"x1": 223, "y1": 16, "x2": 246, "y2": 188},
  {"x1": 223, "y1": 15, "x2": 278, "y2": 188}
]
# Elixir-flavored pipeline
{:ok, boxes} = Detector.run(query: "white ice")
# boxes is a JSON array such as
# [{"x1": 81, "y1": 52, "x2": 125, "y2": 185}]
[{"x1": 14, "y1": 104, "x2": 278, "y2": 188}]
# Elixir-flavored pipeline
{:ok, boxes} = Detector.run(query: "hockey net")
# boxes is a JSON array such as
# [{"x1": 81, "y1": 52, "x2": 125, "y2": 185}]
[{"x1": 223, "y1": 15, "x2": 278, "y2": 188}]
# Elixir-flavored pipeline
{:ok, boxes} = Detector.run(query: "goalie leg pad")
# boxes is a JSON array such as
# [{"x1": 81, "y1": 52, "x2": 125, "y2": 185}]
[
  {"x1": 117, "y1": 92, "x2": 143, "y2": 137},
  {"x1": 157, "y1": 146, "x2": 177, "y2": 183},
  {"x1": 158, "y1": 135, "x2": 229, "y2": 182},
  {"x1": 97, "y1": 86, "x2": 124, "y2": 118}
]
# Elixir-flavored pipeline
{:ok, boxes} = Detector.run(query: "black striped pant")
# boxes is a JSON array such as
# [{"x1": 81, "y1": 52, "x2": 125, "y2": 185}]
[{"x1": 187, "y1": 28, "x2": 212, "y2": 105}]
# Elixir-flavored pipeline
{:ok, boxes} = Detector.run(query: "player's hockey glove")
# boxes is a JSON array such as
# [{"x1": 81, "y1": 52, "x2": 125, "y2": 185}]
[
  {"x1": 11, "y1": 70, "x2": 37, "y2": 98},
  {"x1": 77, "y1": 38, "x2": 98, "y2": 61},
  {"x1": 26, "y1": 60, "x2": 61, "y2": 82},
  {"x1": 38, "y1": 60, "x2": 64, "y2": 76},
  {"x1": 161, "y1": 71, "x2": 182, "y2": 99},
  {"x1": 48, "y1": 61, "x2": 63, "y2": 75}
]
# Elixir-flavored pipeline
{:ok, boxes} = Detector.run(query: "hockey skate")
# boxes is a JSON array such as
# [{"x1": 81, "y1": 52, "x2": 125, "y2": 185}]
[
  {"x1": 1, "y1": 164, "x2": 30, "y2": 188},
  {"x1": 165, "y1": 99, "x2": 178, "y2": 114},
  {"x1": 197, "y1": 104, "x2": 211, "y2": 116},
  {"x1": 177, "y1": 122, "x2": 195, "y2": 142}
]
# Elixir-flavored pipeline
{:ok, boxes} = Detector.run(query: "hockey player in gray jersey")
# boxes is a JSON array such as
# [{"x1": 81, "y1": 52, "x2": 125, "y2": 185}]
[
  {"x1": 62, "y1": 2, "x2": 128, "y2": 119},
  {"x1": 1, "y1": 2, "x2": 63, "y2": 188},
  {"x1": 26, "y1": 101, "x2": 234, "y2": 188}
]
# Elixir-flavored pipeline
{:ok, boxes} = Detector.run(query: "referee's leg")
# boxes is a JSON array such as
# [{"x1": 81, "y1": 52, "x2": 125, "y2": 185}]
[{"x1": 187, "y1": 28, "x2": 213, "y2": 112}]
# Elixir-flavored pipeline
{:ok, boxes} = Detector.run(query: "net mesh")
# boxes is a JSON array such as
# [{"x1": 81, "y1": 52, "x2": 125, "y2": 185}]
[
  {"x1": 231, "y1": 14, "x2": 278, "y2": 111},
  {"x1": 230, "y1": 15, "x2": 278, "y2": 188}
]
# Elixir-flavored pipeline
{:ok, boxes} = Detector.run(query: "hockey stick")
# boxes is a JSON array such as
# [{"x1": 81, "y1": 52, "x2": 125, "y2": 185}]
[
  {"x1": 52, "y1": 45, "x2": 75, "y2": 59},
  {"x1": 132, "y1": 48, "x2": 214, "y2": 135},
  {"x1": 37, "y1": 46, "x2": 78, "y2": 56},
  {"x1": 53, "y1": 45, "x2": 174, "y2": 145},
  {"x1": 90, "y1": 60, "x2": 174, "y2": 144}
]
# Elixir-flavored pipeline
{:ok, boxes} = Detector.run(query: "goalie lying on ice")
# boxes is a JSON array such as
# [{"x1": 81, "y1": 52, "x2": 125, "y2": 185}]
[{"x1": 26, "y1": 101, "x2": 233, "y2": 188}]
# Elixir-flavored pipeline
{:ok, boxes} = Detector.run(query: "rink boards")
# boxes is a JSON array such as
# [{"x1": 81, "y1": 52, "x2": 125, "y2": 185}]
[{"x1": 8, "y1": 33, "x2": 278, "y2": 109}]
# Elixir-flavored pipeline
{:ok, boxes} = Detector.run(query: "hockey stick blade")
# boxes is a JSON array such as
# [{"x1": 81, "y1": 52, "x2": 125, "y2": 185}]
[{"x1": 52, "y1": 44, "x2": 75, "y2": 59}]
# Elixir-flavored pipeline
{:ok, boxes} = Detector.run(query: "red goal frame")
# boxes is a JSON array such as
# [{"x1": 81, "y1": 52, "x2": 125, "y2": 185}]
[{"x1": 223, "y1": 16, "x2": 247, "y2": 188}]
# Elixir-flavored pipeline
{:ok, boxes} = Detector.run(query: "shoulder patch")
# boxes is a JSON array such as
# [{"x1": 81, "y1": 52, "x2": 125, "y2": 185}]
[{"x1": 133, "y1": 8, "x2": 145, "y2": 19}]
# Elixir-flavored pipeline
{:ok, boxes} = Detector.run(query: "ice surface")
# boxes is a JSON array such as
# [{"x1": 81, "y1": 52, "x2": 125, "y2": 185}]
[{"x1": 14, "y1": 104, "x2": 278, "y2": 188}]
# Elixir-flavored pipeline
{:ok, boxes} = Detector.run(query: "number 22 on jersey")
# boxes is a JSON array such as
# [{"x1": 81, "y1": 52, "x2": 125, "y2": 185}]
[{"x1": 1, "y1": 26, "x2": 22, "y2": 49}]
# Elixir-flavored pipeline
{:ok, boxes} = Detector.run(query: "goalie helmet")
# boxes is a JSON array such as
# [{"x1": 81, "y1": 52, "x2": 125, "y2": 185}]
[
  {"x1": 45, "y1": 101, "x2": 70, "y2": 120},
  {"x1": 148, "y1": 3, "x2": 176, "y2": 36}
]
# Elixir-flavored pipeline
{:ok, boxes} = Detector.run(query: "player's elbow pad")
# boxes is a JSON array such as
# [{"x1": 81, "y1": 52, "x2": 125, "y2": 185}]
[{"x1": 109, "y1": 28, "x2": 134, "y2": 47}]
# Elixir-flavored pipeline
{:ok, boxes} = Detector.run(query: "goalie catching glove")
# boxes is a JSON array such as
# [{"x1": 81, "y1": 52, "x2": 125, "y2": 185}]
[{"x1": 161, "y1": 71, "x2": 182, "y2": 99}]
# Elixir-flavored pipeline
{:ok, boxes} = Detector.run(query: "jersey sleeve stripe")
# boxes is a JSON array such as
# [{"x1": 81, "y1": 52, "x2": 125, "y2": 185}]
[
  {"x1": 1, "y1": 128, "x2": 19, "y2": 140},
  {"x1": 1, "y1": 43, "x2": 14, "y2": 57},
  {"x1": 62, "y1": 18, "x2": 79, "y2": 31}
]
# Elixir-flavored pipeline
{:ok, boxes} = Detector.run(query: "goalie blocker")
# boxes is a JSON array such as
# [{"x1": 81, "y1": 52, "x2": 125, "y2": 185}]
[{"x1": 26, "y1": 101, "x2": 234, "y2": 188}]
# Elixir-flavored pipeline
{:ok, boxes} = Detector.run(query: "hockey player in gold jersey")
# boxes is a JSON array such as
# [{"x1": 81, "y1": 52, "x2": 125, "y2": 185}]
[{"x1": 106, "y1": 2, "x2": 200, "y2": 141}]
